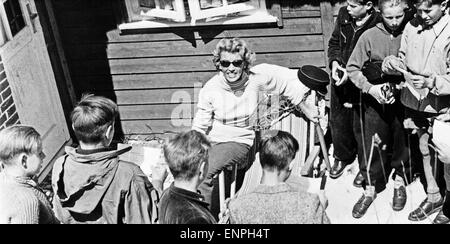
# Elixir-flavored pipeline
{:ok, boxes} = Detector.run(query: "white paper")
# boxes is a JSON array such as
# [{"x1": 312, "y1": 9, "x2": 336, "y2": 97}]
[{"x1": 433, "y1": 120, "x2": 450, "y2": 146}]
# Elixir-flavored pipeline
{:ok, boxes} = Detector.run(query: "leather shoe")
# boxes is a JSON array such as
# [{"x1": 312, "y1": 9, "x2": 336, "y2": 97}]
[
  {"x1": 352, "y1": 194, "x2": 375, "y2": 219},
  {"x1": 392, "y1": 186, "x2": 407, "y2": 211},
  {"x1": 408, "y1": 198, "x2": 443, "y2": 221},
  {"x1": 330, "y1": 159, "x2": 350, "y2": 179},
  {"x1": 433, "y1": 210, "x2": 450, "y2": 224},
  {"x1": 353, "y1": 171, "x2": 365, "y2": 188}
]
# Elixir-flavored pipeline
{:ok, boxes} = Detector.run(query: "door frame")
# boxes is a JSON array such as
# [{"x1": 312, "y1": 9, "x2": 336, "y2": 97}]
[{"x1": 0, "y1": 0, "x2": 75, "y2": 183}]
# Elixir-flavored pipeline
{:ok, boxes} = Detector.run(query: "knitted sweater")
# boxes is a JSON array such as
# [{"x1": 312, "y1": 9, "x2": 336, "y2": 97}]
[
  {"x1": 192, "y1": 63, "x2": 309, "y2": 145},
  {"x1": 228, "y1": 183, "x2": 330, "y2": 224},
  {"x1": 0, "y1": 172, "x2": 59, "y2": 224}
]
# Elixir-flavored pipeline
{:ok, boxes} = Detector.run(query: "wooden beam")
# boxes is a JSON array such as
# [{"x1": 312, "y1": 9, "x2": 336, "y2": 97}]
[
  {"x1": 266, "y1": 0, "x2": 283, "y2": 27},
  {"x1": 43, "y1": 0, "x2": 77, "y2": 106},
  {"x1": 320, "y1": 1, "x2": 334, "y2": 71}
]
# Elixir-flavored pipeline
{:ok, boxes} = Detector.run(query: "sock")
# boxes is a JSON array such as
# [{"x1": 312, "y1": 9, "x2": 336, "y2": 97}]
[
  {"x1": 365, "y1": 186, "x2": 376, "y2": 198},
  {"x1": 394, "y1": 175, "x2": 405, "y2": 189},
  {"x1": 427, "y1": 191, "x2": 442, "y2": 203}
]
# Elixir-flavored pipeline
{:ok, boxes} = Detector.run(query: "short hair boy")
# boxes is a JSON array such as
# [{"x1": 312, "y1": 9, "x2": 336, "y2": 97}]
[
  {"x1": 0, "y1": 125, "x2": 59, "y2": 224},
  {"x1": 52, "y1": 94, "x2": 156, "y2": 224},
  {"x1": 327, "y1": 0, "x2": 382, "y2": 183},
  {"x1": 228, "y1": 130, "x2": 330, "y2": 224},
  {"x1": 383, "y1": 0, "x2": 450, "y2": 224},
  {"x1": 158, "y1": 130, "x2": 217, "y2": 224}
]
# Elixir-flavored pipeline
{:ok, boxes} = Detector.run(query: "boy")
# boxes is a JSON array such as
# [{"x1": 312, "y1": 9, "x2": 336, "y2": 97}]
[
  {"x1": 383, "y1": 0, "x2": 450, "y2": 223},
  {"x1": 158, "y1": 130, "x2": 217, "y2": 224},
  {"x1": 346, "y1": 0, "x2": 413, "y2": 218},
  {"x1": 328, "y1": 0, "x2": 381, "y2": 184},
  {"x1": 52, "y1": 94, "x2": 156, "y2": 224},
  {"x1": 227, "y1": 130, "x2": 330, "y2": 224},
  {"x1": 0, "y1": 125, "x2": 59, "y2": 224}
]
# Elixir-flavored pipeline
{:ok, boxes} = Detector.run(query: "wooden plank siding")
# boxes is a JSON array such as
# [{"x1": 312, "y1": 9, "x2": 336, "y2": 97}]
[{"x1": 51, "y1": 0, "x2": 346, "y2": 138}]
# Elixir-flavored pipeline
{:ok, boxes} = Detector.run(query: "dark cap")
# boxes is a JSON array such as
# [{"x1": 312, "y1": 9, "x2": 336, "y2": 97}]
[{"x1": 297, "y1": 65, "x2": 329, "y2": 96}]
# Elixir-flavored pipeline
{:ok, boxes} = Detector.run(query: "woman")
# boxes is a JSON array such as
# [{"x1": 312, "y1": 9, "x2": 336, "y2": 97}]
[{"x1": 192, "y1": 38, "x2": 324, "y2": 218}]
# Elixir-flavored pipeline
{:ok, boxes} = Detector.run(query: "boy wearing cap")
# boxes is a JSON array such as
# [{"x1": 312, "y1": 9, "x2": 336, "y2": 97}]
[{"x1": 328, "y1": 0, "x2": 381, "y2": 183}]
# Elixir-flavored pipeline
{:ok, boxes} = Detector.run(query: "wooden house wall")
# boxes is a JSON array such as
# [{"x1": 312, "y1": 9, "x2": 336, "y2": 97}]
[{"x1": 51, "y1": 0, "x2": 346, "y2": 140}]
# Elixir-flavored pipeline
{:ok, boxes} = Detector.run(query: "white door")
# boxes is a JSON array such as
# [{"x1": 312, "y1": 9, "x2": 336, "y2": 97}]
[{"x1": 0, "y1": 0, "x2": 70, "y2": 180}]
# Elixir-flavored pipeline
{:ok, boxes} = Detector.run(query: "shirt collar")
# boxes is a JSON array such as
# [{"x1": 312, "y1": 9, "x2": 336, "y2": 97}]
[
  {"x1": 169, "y1": 183, "x2": 210, "y2": 208},
  {"x1": 0, "y1": 171, "x2": 37, "y2": 188},
  {"x1": 431, "y1": 13, "x2": 450, "y2": 36},
  {"x1": 253, "y1": 182, "x2": 292, "y2": 194},
  {"x1": 218, "y1": 72, "x2": 249, "y2": 92},
  {"x1": 75, "y1": 145, "x2": 115, "y2": 155}
]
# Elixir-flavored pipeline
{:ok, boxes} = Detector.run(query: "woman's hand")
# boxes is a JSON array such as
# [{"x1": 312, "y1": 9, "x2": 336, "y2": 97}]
[
  {"x1": 368, "y1": 84, "x2": 395, "y2": 104},
  {"x1": 331, "y1": 61, "x2": 348, "y2": 86}
]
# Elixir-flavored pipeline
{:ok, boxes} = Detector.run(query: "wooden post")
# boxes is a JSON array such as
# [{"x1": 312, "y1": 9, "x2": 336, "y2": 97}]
[
  {"x1": 43, "y1": 0, "x2": 77, "y2": 106},
  {"x1": 320, "y1": 1, "x2": 334, "y2": 71}
]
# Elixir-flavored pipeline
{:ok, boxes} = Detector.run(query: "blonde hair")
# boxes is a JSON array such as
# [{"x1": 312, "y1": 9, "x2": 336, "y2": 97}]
[
  {"x1": 379, "y1": 0, "x2": 408, "y2": 10},
  {"x1": 212, "y1": 38, "x2": 256, "y2": 73},
  {"x1": 0, "y1": 125, "x2": 42, "y2": 166}
]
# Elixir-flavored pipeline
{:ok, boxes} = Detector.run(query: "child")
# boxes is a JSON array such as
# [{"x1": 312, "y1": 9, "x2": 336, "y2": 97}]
[
  {"x1": 328, "y1": 0, "x2": 382, "y2": 183},
  {"x1": 227, "y1": 130, "x2": 330, "y2": 224},
  {"x1": 383, "y1": 0, "x2": 450, "y2": 223},
  {"x1": 51, "y1": 94, "x2": 157, "y2": 224},
  {"x1": 346, "y1": 0, "x2": 414, "y2": 218},
  {"x1": 158, "y1": 130, "x2": 217, "y2": 224},
  {"x1": 0, "y1": 125, "x2": 59, "y2": 224}
]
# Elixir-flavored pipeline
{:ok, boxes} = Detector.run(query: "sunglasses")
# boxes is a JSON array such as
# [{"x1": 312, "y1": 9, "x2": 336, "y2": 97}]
[{"x1": 220, "y1": 60, "x2": 244, "y2": 68}]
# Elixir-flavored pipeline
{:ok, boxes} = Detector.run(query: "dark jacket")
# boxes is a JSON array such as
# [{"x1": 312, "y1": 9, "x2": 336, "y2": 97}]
[
  {"x1": 159, "y1": 184, "x2": 216, "y2": 224},
  {"x1": 328, "y1": 7, "x2": 382, "y2": 69},
  {"x1": 51, "y1": 146, "x2": 156, "y2": 224}
]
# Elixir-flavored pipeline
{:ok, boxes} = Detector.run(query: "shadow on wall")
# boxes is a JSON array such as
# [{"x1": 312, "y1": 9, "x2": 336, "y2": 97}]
[{"x1": 51, "y1": 0, "x2": 125, "y2": 142}]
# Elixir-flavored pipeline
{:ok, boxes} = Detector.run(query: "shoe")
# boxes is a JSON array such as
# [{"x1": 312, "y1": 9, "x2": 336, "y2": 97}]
[
  {"x1": 433, "y1": 210, "x2": 450, "y2": 224},
  {"x1": 353, "y1": 171, "x2": 365, "y2": 188},
  {"x1": 392, "y1": 186, "x2": 407, "y2": 211},
  {"x1": 352, "y1": 194, "x2": 375, "y2": 219},
  {"x1": 330, "y1": 159, "x2": 350, "y2": 179},
  {"x1": 408, "y1": 198, "x2": 443, "y2": 221}
]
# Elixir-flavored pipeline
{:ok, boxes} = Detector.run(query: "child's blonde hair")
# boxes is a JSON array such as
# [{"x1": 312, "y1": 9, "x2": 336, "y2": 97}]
[
  {"x1": 0, "y1": 125, "x2": 42, "y2": 166},
  {"x1": 379, "y1": 0, "x2": 409, "y2": 11}
]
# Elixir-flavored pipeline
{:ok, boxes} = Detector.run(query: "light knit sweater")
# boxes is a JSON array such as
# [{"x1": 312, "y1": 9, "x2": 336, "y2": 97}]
[
  {"x1": 228, "y1": 183, "x2": 330, "y2": 224},
  {"x1": 192, "y1": 63, "x2": 309, "y2": 145},
  {"x1": 0, "y1": 172, "x2": 59, "y2": 224}
]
